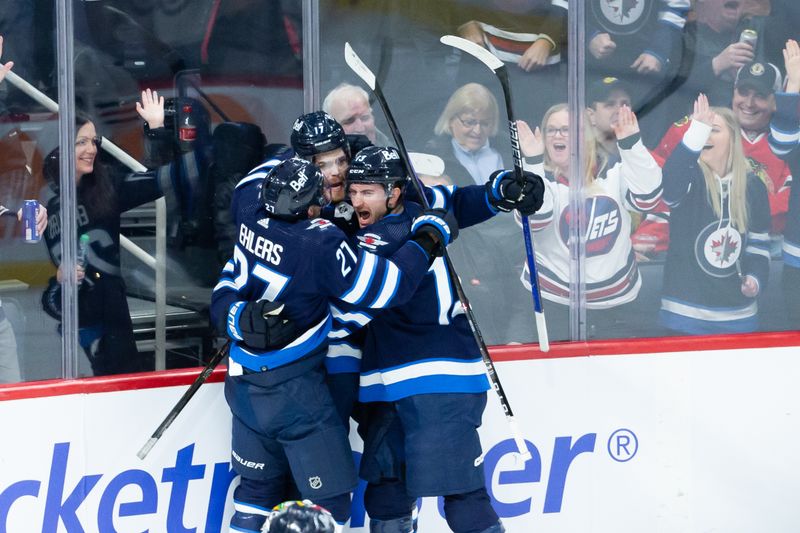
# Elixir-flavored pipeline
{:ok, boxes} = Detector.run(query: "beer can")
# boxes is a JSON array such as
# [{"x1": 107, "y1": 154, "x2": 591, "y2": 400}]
[
  {"x1": 740, "y1": 29, "x2": 758, "y2": 49},
  {"x1": 22, "y1": 200, "x2": 40, "y2": 243}
]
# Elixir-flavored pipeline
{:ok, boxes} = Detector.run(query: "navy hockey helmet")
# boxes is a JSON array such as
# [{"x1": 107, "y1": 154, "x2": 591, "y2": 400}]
[
  {"x1": 262, "y1": 500, "x2": 336, "y2": 533},
  {"x1": 291, "y1": 111, "x2": 350, "y2": 159},
  {"x1": 347, "y1": 145, "x2": 407, "y2": 196},
  {"x1": 260, "y1": 158, "x2": 326, "y2": 220}
]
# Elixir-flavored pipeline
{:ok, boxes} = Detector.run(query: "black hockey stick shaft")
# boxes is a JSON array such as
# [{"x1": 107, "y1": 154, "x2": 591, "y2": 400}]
[
  {"x1": 344, "y1": 43, "x2": 531, "y2": 460},
  {"x1": 137, "y1": 341, "x2": 230, "y2": 459},
  {"x1": 440, "y1": 35, "x2": 549, "y2": 351}
]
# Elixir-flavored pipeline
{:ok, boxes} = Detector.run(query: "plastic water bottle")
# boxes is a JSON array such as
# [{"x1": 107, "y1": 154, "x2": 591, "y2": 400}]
[{"x1": 77, "y1": 234, "x2": 92, "y2": 287}]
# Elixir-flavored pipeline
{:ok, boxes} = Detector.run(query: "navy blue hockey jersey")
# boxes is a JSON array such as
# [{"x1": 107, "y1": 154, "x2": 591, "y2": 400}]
[
  {"x1": 210, "y1": 161, "x2": 433, "y2": 373},
  {"x1": 323, "y1": 183, "x2": 498, "y2": 402}
]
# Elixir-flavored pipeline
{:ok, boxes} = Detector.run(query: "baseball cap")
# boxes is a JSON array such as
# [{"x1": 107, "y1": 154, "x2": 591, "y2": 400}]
[
  {"x1": 587, "y1": 77, "x2": 632, "y2": 104},
  {"x1": 734, "y1": 61, "x2": 782, "y2": 94}
]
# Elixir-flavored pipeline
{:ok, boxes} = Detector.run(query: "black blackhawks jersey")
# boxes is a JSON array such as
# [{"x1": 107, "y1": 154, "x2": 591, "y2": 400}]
[
  {"x1": 326, "y1": 183, "x2": 497, "y2": 403},
  {"x1": 210, "y1": 159, "x2": 432, "y2": 373}
]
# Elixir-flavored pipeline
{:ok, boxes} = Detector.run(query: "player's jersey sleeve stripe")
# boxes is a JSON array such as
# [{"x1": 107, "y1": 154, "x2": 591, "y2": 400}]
[
  {"x1": 229, "y1": 314, "x2": 332, "y2": 371},
  {"x1": 330, "y1": 304, "x2": 373, "y2": 327},
  {"x1": 226, "y1": 301, "x2": 246, "y2": 341},
  {"x1": 368, "y1": 261, "x2": 401, "y2": 309},
  {"x1": 340, "y1": 252, "x2": 378, "y2": 304},
  {"x1": 783, "y1": 239, "x2": 800, "y2": 266},
  {"x1": 430, "y1": 187, "x2": 446, "y2": 209},
  {"x1": 213, "y1": 279, "x2": 238, "y2": 292}
]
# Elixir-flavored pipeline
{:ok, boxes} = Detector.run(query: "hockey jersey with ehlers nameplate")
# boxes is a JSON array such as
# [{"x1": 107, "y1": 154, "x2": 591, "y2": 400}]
[{"x1": 210, "y1": 171, "x2": 434, "y2": 373}]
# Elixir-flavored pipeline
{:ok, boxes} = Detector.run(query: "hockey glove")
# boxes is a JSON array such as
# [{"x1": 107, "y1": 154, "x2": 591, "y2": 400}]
[
  {"x1": 486, "y1": 169, "x2": 545, "y2": 216},
  {"x1": 411, "y1": 208, "x2": 459, "y2": 258},
  {"x1": 223, "y1": 300, "x2": 298, "y2": 350},
  {"x1": 346, "y1": 134, "x2": 373, "y2": 157}
]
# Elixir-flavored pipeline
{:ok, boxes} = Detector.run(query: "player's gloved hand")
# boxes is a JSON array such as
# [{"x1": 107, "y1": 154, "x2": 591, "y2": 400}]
[
  {"x1": 411, "y1": 208, "x2": 459, "y2": 258},
  {"x1": 224, "y1": 300, "x2": 298, "y2": 350},
  {"x1": 346, "y1": 134, "x2": 373, "y2": 157},
  {"x1": 486, "y1": 169, "x2": 545, "y2": 216}
]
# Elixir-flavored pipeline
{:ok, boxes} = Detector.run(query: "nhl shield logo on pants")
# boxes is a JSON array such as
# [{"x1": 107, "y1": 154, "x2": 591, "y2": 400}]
[{"x1": 309, "y1": 476, "x2": 323, "y2": 490}]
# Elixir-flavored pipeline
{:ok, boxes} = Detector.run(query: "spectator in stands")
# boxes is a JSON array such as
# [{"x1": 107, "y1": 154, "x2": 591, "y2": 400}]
[
  {"x1": 0, "y1": 36, "x2": 47, "y2": 383},
  {"x1": 40, "y1": 90, "x2": 175, "y2": 376},
  {"x1": 767, "y1": 39, "x2": 800, "y2": 325},
  {"x1": 655, "y1": 60, "x2": 790, "y2": 238},
  {"x1": 661, "y1": 0, "x2": 755, "y2": 117},
  {"x1": 456, "y1": 0, "x2": 566, "y2": 124},
  {"x1": 587, "y1": 76, "x2": 634, "y2": 161},
  {"x1": 423, "y1": 83, "x2": 535, "y2": 344},
  {"x1": 425, "y1": 82, "x2": 504, "y2": 187},
  {"x1": 517, "y1": 102, "x2": 663, "y2": 339},
  {"x1": 659, "y1": 93, "x2": 771, "y2": 334},
  {"x1": 322, "y1": 83, "x2": 390, "y2": 146}
]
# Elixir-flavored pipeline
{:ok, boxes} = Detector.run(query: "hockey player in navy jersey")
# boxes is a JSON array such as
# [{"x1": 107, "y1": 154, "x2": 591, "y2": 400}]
[
  {"x1": 321, "y1": 146, "x2": 543, "y2": 533},
  {"x1": 210, "y1": 157, "x2": 459, "y2": 532}
]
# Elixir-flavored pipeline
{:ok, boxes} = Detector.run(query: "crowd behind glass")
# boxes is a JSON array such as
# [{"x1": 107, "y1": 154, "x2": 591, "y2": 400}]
[{"x1": 0, "y1": 0, "x2": 799, "y2": 383}]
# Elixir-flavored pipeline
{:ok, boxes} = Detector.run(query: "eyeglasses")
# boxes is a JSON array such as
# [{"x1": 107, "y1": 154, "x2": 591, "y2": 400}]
[
  {"x1": 75, "y1": 136, "x2": 102, "y2": 148},
  {"x1": 456, "y1": 116, "x2": 492, "y2": 130},
  {"x1": 340, "y1": 112, "x2": 373, "y2": 127},
  {"x1": 545, "y1": 126, "x2": 569, "y2": 137}
]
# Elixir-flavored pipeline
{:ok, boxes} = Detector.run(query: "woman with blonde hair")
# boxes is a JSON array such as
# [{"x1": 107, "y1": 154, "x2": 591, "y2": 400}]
[
  {"x1": 517, "y1": 101, "x2": 662, "y2": 338},
  {"x1": 425, "y1": 82, "x2": 504, "y2": 186},
  {"x1": 659, "y1": 93, "x2": 771, "y2": 333}
]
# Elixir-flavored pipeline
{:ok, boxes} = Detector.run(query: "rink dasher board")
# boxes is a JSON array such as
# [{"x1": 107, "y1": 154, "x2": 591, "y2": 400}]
[{"x1": 0, "y1": 345, "x2": 798, "y2": 532}]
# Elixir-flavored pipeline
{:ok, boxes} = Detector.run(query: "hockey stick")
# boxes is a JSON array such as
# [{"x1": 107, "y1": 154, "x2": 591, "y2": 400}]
[
  {"x1": 439, "y1": 35, "x2": 550, "y2": 352},
  {"x1": 137, "y1": 341, "x2": 230, "y2": 459},
  {"x1": 344, "y1": 42, "x2": 531, "y2": 461}
]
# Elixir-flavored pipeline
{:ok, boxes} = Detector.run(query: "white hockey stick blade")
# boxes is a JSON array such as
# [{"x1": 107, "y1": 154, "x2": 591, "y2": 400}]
[
  {"x1": 508, "y1": 417, "x2": 532, "y2": 462},
  {"x1": 137, "y1": 437, "x2": 158, "y2": 460},
  {"x1": 440, "y1": 35, "x2": 504, "y2": 71},
  {"x1": 536, "y1": 312, "x2": 550, "y2": 352},
  {"x1": 344, "y1": 42, "x2": 376, "y2": 90}
]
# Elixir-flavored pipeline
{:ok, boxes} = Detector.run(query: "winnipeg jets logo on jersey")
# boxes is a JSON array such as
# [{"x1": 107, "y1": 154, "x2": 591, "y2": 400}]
[
  {"x1": 307, "y1": 218, "x2": 334, "y2": 230},
  {"x1": 357, "y1": 232, "x2": 390, "y2": 251},
  {"x1": 559, "y1": 196, "x2": 622, "y2": 256},
  {"x1": 593, "y1": 0, "x2": 653, "y2": 34},
  {"x1": 695, "y1": 222, "x2": 743, "y2": 277}
]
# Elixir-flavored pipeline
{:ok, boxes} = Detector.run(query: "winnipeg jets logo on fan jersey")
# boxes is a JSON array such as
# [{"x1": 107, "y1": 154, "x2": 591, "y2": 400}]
[
  {"x1": 593, "y1": 0, "x2": 653, "y2": 34},
  {"x1": 357, "y1": 233, "x2": 390, "y2": 251},
  {"x1": 695, "y1": 222, "x2": 743, "y2": 277},
  {"x1": 559, "y1": 196, "x2": 622, "y2": 256}
]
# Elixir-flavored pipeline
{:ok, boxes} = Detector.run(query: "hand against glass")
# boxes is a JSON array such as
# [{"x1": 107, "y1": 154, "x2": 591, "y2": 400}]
[
  {"x1": 517, "y1": 120, "x2": 544, "y2": 158},
  {"x1": 136, "y1": 88, "x2": 165, "y2": 129},
  {"x1": 612, "y1": 105, "x2": 640, "y2": 140},
  {"x1": 783, "y1": 39, "x2": 800, "y2": 93},
  {"x1": 691, "y1": 93, "x2": 715, "y2": 126}
]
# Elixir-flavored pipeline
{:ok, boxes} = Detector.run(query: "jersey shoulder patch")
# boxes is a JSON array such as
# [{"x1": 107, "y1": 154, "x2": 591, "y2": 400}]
[{"x1": 306, "y1": 218, "x2": 337, "y2": 231}]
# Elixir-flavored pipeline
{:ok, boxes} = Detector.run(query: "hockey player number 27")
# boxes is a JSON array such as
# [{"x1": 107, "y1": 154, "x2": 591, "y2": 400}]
[{"x1": 233, "y1": 246, "x2": 290, "y2": 301}]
